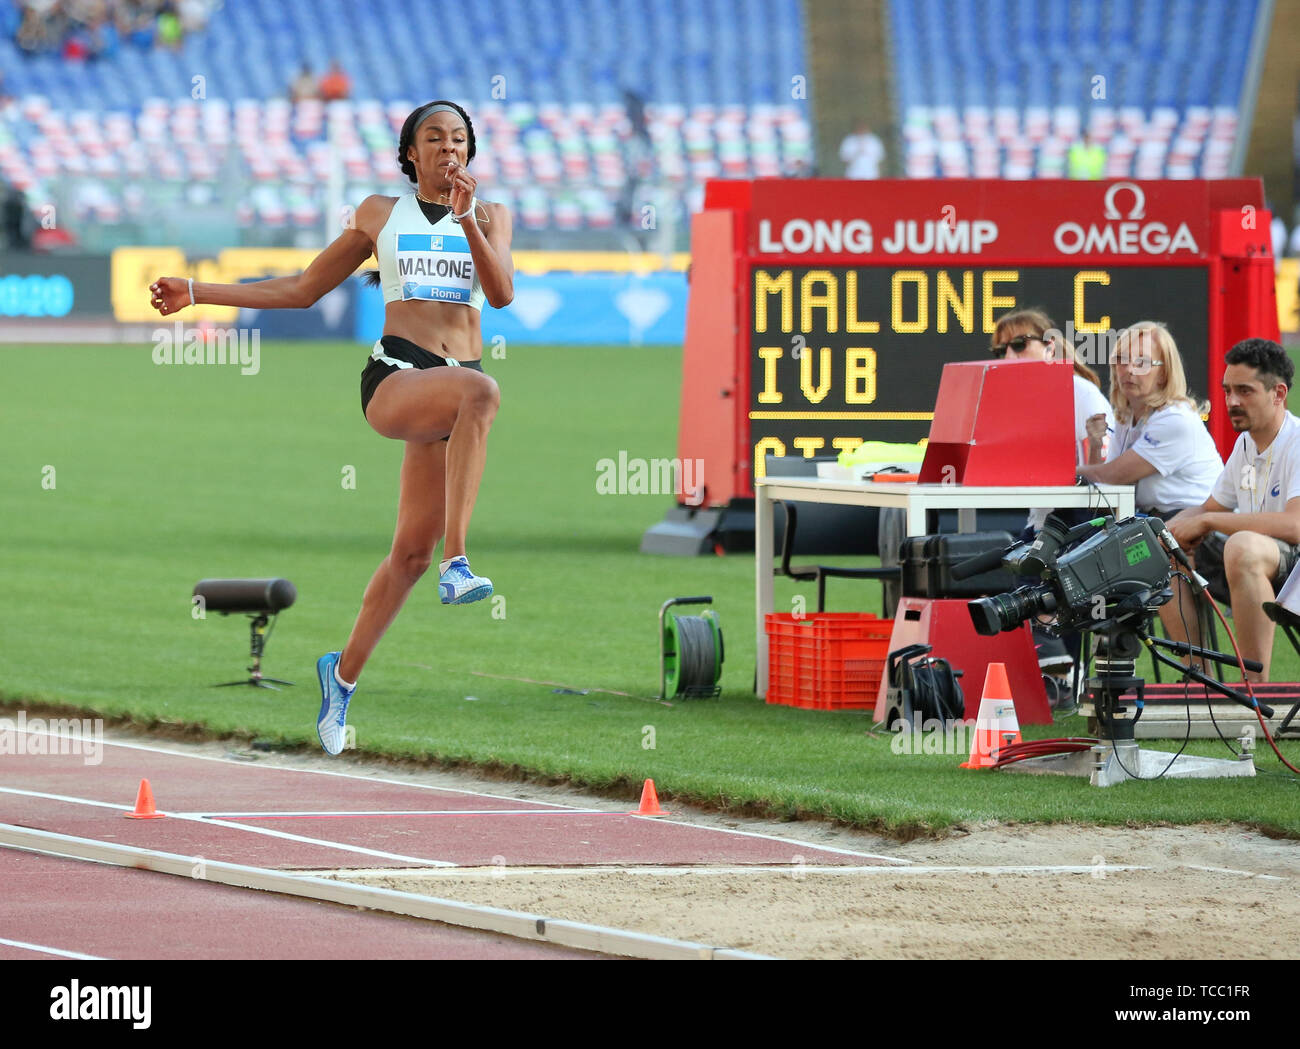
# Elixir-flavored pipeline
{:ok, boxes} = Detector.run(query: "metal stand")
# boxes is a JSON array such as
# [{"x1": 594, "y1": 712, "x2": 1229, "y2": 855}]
[
  {"x1": 212, "y1": 613, "x2": 294, "y2": 690},
  {"x1": 1262, "y1": 602, "x2": 1300, "y2": 737},
  {"x1": 1005, "y1": 623, "x2": 1259, "y2": 787}
]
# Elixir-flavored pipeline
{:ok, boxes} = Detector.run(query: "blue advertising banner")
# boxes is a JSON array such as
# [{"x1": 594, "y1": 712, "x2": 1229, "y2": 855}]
[
  {"x1": 354, "y1": 271, "x2": 687, "y2": 346},
  {"x1": 235, "y1": 279, "x2": 356, "y2": 339}
]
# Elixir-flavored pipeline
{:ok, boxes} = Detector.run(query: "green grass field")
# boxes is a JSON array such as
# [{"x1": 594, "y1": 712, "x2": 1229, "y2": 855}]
[{"x1": 4, "y1": 340, "x2": 1300, "y2": 836}]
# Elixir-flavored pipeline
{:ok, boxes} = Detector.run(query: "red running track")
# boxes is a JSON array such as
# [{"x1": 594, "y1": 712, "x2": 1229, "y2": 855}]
[
  {"x1": 1, "y1": 849, "x2": 594, "y2": 960},
  {"x1": 1, "y1": 735, "x2": 896, "y2": 870},
  {"x1": 2, "y1": 730, "x2": 898, "y2": 959}
]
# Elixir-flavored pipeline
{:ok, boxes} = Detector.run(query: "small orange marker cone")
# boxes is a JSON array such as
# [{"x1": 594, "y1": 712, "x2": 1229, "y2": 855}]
[
  {"x1": 960, "y1": 663, "x2": 1023, "y2": 769},
  {"x1": 628, "y1": 778, "x2": 669, "y2": 817},
  {"x1": 125, "y1": 778, "x2": 166, "y2": 819}
]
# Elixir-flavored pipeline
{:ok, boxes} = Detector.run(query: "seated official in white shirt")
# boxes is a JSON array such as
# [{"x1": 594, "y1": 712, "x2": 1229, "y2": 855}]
[
  {"x1": 1167, "y1": 338, "x2": 1300, "y2": 682},
  {"x1": 1078, "y1": 322, "x2": 1223, "y2": 656}
]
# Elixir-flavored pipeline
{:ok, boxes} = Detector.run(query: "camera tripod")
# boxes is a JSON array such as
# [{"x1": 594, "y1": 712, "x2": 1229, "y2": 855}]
[{"x1": 1008, "y1": 618, "x2": 1261, "y2": 787}]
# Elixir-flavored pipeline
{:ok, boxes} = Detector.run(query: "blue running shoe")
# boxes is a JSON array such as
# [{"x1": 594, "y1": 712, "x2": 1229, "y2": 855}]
[
  {"x1": 439, "y1": 556, "x2": 493, "y2": 605},
  {"x1": 316, "y1": 651, "x2": 355, "y2": 756}
]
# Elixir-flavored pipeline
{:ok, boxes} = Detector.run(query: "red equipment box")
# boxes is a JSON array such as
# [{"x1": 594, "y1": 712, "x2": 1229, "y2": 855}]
[{"x1": 918, "y1": 360, "x2": 1075, "y2": 485}]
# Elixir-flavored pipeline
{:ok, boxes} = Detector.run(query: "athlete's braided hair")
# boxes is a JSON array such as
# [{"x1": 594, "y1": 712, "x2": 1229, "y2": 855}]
[{"x1": 398, "y1": 100, "x2": 477, "y2": 182}]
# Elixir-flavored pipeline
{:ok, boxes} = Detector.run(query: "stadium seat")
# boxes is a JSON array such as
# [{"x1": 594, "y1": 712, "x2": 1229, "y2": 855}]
[
  {"x1": 0, "y1": 0, "x2": 817, "y2": 238},
  {"x1": 889, "y1": 0, "x2": 1263, "y2": 180}
]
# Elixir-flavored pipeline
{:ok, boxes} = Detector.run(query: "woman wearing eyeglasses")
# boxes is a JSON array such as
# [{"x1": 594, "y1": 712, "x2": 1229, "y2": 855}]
[
  {"x1": 1078, "y1": 322, "x2": 1223, "y2": 658},
  {"x1": 1077, "y1": 322, "x2": 1222, "y2": 512}
]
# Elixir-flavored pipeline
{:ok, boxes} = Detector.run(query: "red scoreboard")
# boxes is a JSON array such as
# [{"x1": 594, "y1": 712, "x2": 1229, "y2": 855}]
[{"x1": 678, "y1": 178, "x2": 1280, "y2": 509}]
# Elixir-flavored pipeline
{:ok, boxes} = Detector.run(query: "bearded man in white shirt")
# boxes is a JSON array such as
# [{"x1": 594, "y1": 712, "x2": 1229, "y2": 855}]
[{"x1": 1168, "y1": 339, "x2": 1300, "y2": 682}]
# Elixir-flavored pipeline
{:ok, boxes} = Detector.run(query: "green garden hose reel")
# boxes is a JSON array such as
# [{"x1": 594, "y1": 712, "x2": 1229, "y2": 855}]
[{"x1": 659, "y1": 596, "x2": 724, "y2": 699}]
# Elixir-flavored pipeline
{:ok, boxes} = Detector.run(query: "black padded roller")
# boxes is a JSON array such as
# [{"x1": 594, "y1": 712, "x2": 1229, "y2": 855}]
[{"x1": 193, "y1": 578, "x2": 297, "y2": 614}]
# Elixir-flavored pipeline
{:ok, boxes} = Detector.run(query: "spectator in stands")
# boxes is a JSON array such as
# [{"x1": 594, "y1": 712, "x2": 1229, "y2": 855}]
[
  {"x1": 62, "y1": 26, "x2": 90, "y2": 61},
  {"x1": 16, "y1": 0, "x2": 167, "y2": 55},
  {"x1": 1078, "y1": 322, "x2": 1223, "y2": 654},
  {"x1": 1068, "y1": 129, "x2": 1107, "y2": 179},
  {"x1": 291, "y1": 63, "x2": 319, "y2": 102},
  {"x1": 621, "y1": 87, "x2": 652, "y2": 147},
  {"x1": 1289, "y1": 222, "x2": 1300, "y2": 258},
  {"x1": 1167, "y1": 339, "x2": 1300, "y2": 682},
  {"x1": 178, "y1": 0, "x2": 211, "y2": 35},
  {"x1": 2, "y1": 179, "x2": 35, "y2": 251},
  {"x1": 84, "y1": 6, "x2": 121, "y2": 61},
  {"x1": 621, "y1": 87, "x2": 653, "y2": 175},
  {"x1": 16, "y1": 0, "x2": 62, "y2": 53},
  {"x1": 839, "y1": 118, "x2": 884, "y2": 179},
  {"x1": 1269, "y1": 202, "x2": 1287, "y2": 268},
  {"x1": 121, "y1": 1, "x2": 157, "y2": 49},
  {"x1": 319, "y1": 60, "x2": 351, "y2": 102},
  {"x1": 156, "y1": 1, "x2": 182, "y2": 49}
]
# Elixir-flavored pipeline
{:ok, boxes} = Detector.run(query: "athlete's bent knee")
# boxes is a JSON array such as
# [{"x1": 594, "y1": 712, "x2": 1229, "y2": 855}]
[
  {"x1": 392, "y1": 546, "x2": 434, "y2": 584},
  {"x1": 461, "y1": 373, "x2": 500, "y2": 423}
]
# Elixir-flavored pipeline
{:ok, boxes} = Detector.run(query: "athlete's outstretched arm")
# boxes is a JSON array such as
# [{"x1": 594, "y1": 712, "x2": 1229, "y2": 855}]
[{"x1": 149, "y1": 196, "x2": 387, "y2": 315}]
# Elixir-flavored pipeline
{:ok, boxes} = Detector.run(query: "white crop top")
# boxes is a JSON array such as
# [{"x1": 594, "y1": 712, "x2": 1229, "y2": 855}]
[{"x1": 375, "y1": 193, "x2": 486, "y2": 311}]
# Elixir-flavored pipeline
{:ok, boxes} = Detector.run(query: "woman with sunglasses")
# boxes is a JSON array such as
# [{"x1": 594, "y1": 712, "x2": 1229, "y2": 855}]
[
  {"x1": 988, "y1": 308, "x2": 1114, "y2": 704},
  {"x1": 989, "y1": 308, "x2": 1115, "y2": 530},
  {"x1": 1077, "y1": 322, "x2": 1222, "y2": 657},
  {"x1": 147, "y1": 100, "x2": 512, "y2": 756}
]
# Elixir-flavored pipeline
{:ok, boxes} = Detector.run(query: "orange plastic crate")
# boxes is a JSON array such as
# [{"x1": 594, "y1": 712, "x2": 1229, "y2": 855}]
[
  {"x1": 764, "y1": 612, "x2": 817, "y2": 708},
  {"x1": 765, "y1": 613, "x2": 892, "y2": 711}
]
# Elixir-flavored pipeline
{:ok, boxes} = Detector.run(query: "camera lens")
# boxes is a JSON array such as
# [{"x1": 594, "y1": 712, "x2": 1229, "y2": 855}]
[{"x1": 967, "y1": 585, "x2": 1057, "y2": 636}]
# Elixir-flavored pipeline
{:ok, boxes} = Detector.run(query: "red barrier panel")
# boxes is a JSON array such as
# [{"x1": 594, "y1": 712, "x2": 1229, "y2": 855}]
[{"x1": 918, "y1": 360, "x2": 1075, "y2": 486}]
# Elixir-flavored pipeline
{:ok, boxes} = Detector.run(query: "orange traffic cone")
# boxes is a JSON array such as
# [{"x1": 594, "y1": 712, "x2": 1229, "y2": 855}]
[
  {"x1": 628, "y1": 778, "x2": 669, "y2": 816},
  {"x1": 960, "y1": 663, "x2": 1023, "y2": 769},
  {"x1": 125, "y1": 778, "x2": 166, "y2": 819}
]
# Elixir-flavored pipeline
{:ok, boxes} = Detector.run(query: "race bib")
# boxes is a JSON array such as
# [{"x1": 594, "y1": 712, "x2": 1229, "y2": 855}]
[{"x1": 395, "y1": 233, "x2": 474, "y2": 303}]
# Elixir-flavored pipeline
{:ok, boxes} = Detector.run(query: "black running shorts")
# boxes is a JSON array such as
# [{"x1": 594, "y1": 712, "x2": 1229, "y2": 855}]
[{"x1": 359, "y1": 334, "x2": 485, "y2": 419}]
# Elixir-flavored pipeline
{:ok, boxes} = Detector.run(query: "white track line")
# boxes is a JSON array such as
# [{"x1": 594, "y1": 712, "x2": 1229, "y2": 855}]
[
  {"x1": 0, "y1": 825, "x2": 771, "y2": 961},
  {"x1": 9, "y1": 729, "x2": 571, "y2": 806},
  {"x1": 0, "y1": 936, "x2": 104, "y2": 960},
  {"x1": 1182, "y1": 864, "x2": 1287, "y2": 880},
  {"x1": 316, "y1": 862, "x2": 1155, "y2": 878},
  {"x1": 0, "y1": 786, "x2": 455, "y2": 868},
  {"x1": 6, "y1": 727, "x2": 906, "y2": 864},
  {"x1": 194, "y1": 809, "x2": 609, "y2": 819}
]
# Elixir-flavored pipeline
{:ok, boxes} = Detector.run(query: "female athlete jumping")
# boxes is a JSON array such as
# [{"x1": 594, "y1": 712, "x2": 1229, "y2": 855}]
[{"x1": 149, "y1": 100, "x2": 513, "y2": 755}]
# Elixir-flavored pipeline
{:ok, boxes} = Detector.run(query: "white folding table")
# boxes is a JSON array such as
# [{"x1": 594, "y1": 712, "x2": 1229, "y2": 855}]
[{"x1": 753, "y1": 478, "x2": 1136, "y2": 697}]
